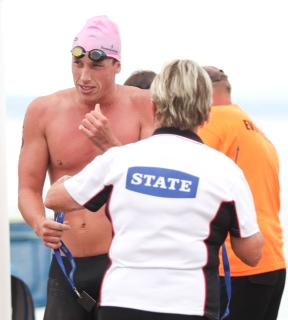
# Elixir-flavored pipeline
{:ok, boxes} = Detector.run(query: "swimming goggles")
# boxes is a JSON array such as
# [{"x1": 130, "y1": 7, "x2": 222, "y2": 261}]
[{"x1": 71, "y1": 46, "x2": 107, "y2": 62}]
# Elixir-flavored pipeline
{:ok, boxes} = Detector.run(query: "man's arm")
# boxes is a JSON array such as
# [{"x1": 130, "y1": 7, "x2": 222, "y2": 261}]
[
  {"x1": 230, "y1": 232, "x2": 264, "y2": 266},
  {"x1": 18, "y1": 99, "x2": 69, "y2": 249}
]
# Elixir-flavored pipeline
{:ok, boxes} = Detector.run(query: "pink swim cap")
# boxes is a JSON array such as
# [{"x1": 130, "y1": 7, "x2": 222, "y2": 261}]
[{"x1": 72, "y1": 15, "x2": 121, "y2": 62}]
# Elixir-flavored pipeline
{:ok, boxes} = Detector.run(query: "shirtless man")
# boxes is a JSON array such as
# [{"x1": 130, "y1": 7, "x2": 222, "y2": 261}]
[{"x1": 18, "y1": 16, "x2": 153, "y2": 320}]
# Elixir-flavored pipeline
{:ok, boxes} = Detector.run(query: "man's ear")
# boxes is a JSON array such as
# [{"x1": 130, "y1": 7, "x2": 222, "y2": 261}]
[{"x1": 115, "y1": 61, "x2": 121, "y2": 74}]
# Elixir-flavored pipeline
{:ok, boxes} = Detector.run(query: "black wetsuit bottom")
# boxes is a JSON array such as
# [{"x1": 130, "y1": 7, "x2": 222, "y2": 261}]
[
  {"x1": 98, "y1": 306, "x2": 210, "y2": 320},
  {"x1": 220, "y1": 269, "x2": 286, "y2": 320},
  {"x1": 44, "y1": 254, "x2": 110, "y2": 320}
]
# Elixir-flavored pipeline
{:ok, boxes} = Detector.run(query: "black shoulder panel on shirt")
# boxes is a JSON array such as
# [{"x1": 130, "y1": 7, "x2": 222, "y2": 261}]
[{"x1": 84, "y1": 185, "x2": 113, "y2": 212}]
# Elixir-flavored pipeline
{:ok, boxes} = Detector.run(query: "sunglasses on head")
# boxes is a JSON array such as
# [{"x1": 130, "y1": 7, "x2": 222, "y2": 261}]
[{"x1": 71, "y1": 46, "x2": 107, "y2": 62}]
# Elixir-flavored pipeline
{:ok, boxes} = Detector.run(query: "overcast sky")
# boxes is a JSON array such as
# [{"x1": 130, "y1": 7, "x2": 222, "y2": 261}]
[{"x1": 1, "y1": 0, "x2": 288, "y2": 106}]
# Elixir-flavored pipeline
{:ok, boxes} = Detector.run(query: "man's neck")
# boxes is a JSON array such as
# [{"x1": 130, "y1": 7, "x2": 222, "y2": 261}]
[
  {"x1": 212, "y1": 91, "x2": 231, "y2": 106},
  {"x1": 98, "y1": 84, "x2": 120, "y2": 107}
]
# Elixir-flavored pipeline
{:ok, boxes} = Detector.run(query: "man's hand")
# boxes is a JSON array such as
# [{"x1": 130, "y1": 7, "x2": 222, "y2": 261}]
[
  {"x1": 35, "y1": 217, "x2": 71, "y2": 250},
  {"x1": 79, "y1": 103, "x2": 121, "y2": 151}
]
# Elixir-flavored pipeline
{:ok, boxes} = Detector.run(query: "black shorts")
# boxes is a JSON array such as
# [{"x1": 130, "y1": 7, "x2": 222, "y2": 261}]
[
  {"x1": 44, "y1": 254, "x2": 110, "y2": 320},
  {"x1": 220, "y1": 269, "x2": 286, "y2": 320},
  {"x1": 98, "y1": 306, "x2": 210, "y2": 320}
]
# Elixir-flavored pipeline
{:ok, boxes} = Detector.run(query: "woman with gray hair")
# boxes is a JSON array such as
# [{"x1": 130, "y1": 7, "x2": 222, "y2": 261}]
[
  {"x1": 45, "y1": 59, "x2": 263, "y2": 320},
  {"x1": 151, "y1": 59, "x2": 211, "y2": 130}
]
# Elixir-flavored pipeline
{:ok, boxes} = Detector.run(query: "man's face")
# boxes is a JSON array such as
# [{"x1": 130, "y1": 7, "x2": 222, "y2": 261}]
[{"x1": 72, "y1": 54, "x2": 121, "y2": 104}]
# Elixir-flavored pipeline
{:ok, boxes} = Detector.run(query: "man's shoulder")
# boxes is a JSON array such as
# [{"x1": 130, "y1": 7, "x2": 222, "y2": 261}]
[
  {"x1": 27, "y1": 88, "x2": 76, "y2": 111},
  {"x1": 115, "y1": 85, "x2": 153, "y2": 119},
  {"x1": 211, "y1": 104, "x2": 248, "y2": 118},
  {"x1": 120, "y1": 84, "x2": 151, "y2": 102},
  {"x1": 32, "y1": 88, "x2": 74, "y2": 103}
]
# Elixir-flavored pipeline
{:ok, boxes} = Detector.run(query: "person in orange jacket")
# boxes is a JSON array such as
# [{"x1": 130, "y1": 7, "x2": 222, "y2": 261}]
[{"x1": 199, "y1": 66, "x2": 286, "y2": 320}]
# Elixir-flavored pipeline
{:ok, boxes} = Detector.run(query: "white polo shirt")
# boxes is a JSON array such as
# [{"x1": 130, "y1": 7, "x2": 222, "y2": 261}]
[{"x1": 64, "y1": 128, "x2": 259, "y2": 319}]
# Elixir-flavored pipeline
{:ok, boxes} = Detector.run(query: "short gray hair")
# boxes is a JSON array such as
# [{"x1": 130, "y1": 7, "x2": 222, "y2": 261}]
[{"x1": 151, "y1": 59, "x2": 212, "y2": 130}]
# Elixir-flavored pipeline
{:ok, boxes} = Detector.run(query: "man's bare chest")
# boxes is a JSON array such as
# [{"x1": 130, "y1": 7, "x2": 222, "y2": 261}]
[{"x1": 46, "y1": 114, "x2": 141, "y2": 174}]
